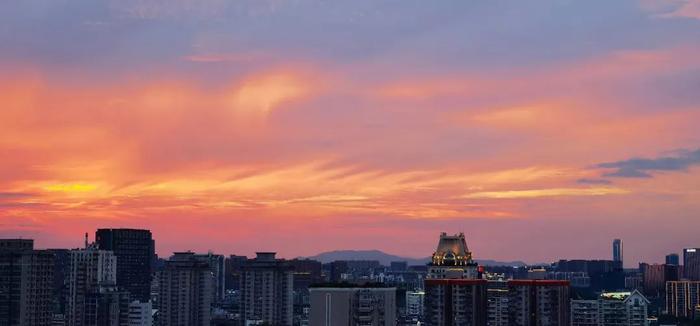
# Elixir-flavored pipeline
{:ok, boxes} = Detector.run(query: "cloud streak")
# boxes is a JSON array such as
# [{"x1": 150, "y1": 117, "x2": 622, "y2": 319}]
[{"x1": 598, "y1": 149, "x2": 700, "y2": 178}]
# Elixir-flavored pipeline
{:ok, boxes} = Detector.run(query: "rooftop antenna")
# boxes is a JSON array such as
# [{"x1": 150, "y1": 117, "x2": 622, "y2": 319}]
[{"x1": 84, "y1": 232, "x2": 88, "y2": 249}]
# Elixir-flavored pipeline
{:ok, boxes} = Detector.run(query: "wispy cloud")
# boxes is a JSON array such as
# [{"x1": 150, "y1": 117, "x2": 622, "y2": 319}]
[
  {"x1": 461, "y1": 187, "x2": 629, "y2": 199},
  {"x1": 598, "y1": 149, "x2": 700, "y2": 178},
  {"x1": 576, "y1": 178, "x2": 613, "y2": 185}
]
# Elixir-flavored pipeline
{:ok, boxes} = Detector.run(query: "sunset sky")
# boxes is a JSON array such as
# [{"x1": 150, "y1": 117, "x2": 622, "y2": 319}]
[{"x1": 1, "y1": 0, "x2": 700, "y2": 266}]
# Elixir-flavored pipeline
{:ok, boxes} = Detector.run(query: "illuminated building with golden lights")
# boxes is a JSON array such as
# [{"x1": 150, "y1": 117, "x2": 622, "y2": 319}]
[{"x1": 428, "y1": 232, "x2": 479, "y2": 280}]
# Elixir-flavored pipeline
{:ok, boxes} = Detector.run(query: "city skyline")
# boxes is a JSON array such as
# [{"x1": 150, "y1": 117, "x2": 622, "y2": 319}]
[{"x1": 2, "y1": 0, "x2": 700, "y2": 266}]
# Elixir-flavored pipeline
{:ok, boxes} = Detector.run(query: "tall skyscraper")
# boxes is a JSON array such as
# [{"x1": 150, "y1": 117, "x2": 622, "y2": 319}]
[
  {"x1": 424, "y1": 232, "x2": 487, "y2": 326},
  {"x1": 0, "y1": 239, "x2": 55, "y2": 326},
  {"x1": 189, "y1": 252, "x2": 226, "y2": 303},
  {"x1": 666, "y1": 253, "x2": 680, "y2": 265},
  {"x1": 486, "y1": 281, "x2": 509, "y2": 326},
  {"x1": 157, "y1": 252, "x2": 213, "y2": 326},
  {"x1": 684, "y1": 248, "x2": 700, "y2": 281},
  {"x1": 95, "y1": 229, "x2": 154, "y2": 302},
  {"x1": 405, "y1": 290, "x2": 425, "y2": 319},
  {"x1": 666, "y1": 280, "x2": 700, "y2": 319},
  {"x1": 571, "y1": 290, "x2": 649, "y2": 326},
  {"x1": 613, "y1": 239, "x2": 623, "y2": 268},
  {"x1": 240, "y1": 252, "x2": 294, "y2": 326},
  {"x1": 309, "y1": 285, "x2": 396, "y2": 326},
  {"x1": 507, "y1": 280, "x2": 570, "y2": 326}
]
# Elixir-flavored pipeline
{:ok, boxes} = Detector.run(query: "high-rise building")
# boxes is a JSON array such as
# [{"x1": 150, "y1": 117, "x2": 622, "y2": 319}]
[
  {"x1": 507, "y1": 280, "x2": 570, "y2": 326},
  {"x1": 0, "y1": 239, "x2": 55, "y2": 326},
  {"x1": 157, "y1": 252, "x2": 212, "y2": 326},
  {"x1": 189, "y1": 252, "x2": 225, "y2": 303},
  {"x1": 640, "y1": 263, "x2": 679, "y2": 297},
  {"x1": 240, "y1": 252, "x2": 293, "y2": 326},
  {"x1": 46, "y1": 248, "x2": 71, "y2": 318},
  {"x1": 95, "y1": 229, "x2": 154, "y2": 302},
  {"x1": 666, "y1": 253, "x2": 680, "y2": 266},
  {"x1": 684, "y1": 248, "x2": 700, "y2": 281},
  {"x1": 613, "y1": 239, "x2": 623, "y2": 267},
  {"x1": 666, "y1": 280, "x2": 700, "y2": 319},
  {"x1": 424, "y1": 232, "x2": 487, "y2": 326},
  {"x1": 571, "y1": 290, "x2": 649, "y2": 326},
  {"x1": 486, "y1": 281, "x2": 509, "y2": 326},
  {"x1": 405, "y1": 290, "x2": 425, "y2": 318},
  {"x1": 66, "y1": 244, "x2": 123, "y2": 326},
  {"x1": 87, "y1": 286, "x2": 131, "y2": 326},
  {"x1": 309, "y1": 285, "x2": 396, "y2": 326},
  {"x1": 425, "y1": 279, "x2": 488, "y2": 326},
  {"x1": 127, "y1": 300, "x2": 152, "y2": 326},
  {"x1": 288, "y1": 259, "x2": 323, "y2": 326},
  {"x1": 555, "y1": 260, "x2": 623, "y2": 291},
  {"x1": 224, "y1": 255, "x2": 247, "y2": 291}
]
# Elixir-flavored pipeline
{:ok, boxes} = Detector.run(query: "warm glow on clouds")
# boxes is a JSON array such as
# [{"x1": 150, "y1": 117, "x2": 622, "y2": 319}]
[
  {"x1": 1, "y1": 0, "x2": 699, "y2": 264},
  {"x1": 231, "y1": 72, "x2": 313, "y2": 119},
  {"x1": 462, "y1": 187, "x2": 630, "y2": 199}
]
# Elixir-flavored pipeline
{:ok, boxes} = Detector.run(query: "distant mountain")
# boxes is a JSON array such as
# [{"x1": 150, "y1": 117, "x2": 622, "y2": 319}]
[{"x1": 301, "y1": 250, "x2": 528, "y2": 267}]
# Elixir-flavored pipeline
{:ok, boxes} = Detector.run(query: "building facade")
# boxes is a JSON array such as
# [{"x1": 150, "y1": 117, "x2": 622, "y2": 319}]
[
  {"x1": 190, "y1": 252, "x2": 226, "y2": 303},
  {"x1": 66, "y1": 246, "x2": 119, "y2": 326},
  {"x1": 486, "y1": 281, "x2": 509, "y2": 326},
  {"x1": 572, "y1": 291, "x2": 649, "y2": 326},
  {"x1": 309, "y1": 286, "x2": 396, "y2": 326},
  {"x1": 507, "y1": 280, "x2": 570, "y2": 326},
  {"x1": 424, "y1": 232, "x2": 487, "y2": 326},
  {"x1": 613, "y1": 239, "x2": 623, "y2": 268},
  {"x1": 666, "y1": 280, "x2": 700, "y2": 319},
  {"x1": 684, "y1": 248, "x2": 700, "y2": 281},
  {"x1": 0, "y1": 239, "x2": 55, "y2": 326},
  {"x1": 240, "y1": 252, "x2": 293, "y2": 326},
  {"x1": 405, "y1": 290, "x2": 425, "y2": 318},
  {"x1": 95, "y1": 229, "x2": 154, "y2": 303},
  {"x1": 156, "y1": 252, "x2": 212, "y2": 326}
]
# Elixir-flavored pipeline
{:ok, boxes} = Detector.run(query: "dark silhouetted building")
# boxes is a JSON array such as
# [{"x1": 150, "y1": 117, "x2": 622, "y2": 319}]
[
  {"x1": 666, "y1": 253, "x2": 680, "y2": 266},
  {"x1": 507, "y1": 280, "x2": 570, "y2": 326},
  {"x1": 329, "y1": 261, "x2": 349, "y2": 283},
  {"x1": 554, "y1": 260, "x2": 623, "y2": 290},
  {"x1": 47, "y1": 248, "x2": 70, "y2": 317},
  {"x1": 640, "y1": 263, "x2": 679, "y2": 297},
  {"x1": 95, "y1": 229, "x2": 154, "y2": 302},
  {"x1": 0, "y1": 239, "x2": 55, "y2": 326},
  {"x1": 613, "y1": 239, "x2": 623, "y2": 269},
  {"x1": 684, "y1": 248, "x2": 700, "y2": 281},
  {"x1": 391, "y1": 261, "x2": 408, "y2": 272},
  {"x1": 666, "y1": 280, "x2": 700, "y2": 319},
  {"x1": 189, "y1": 252, "x2": 225, "y2": 303},
  {"x1": 157, "y1": 252, "x2": 212, "y2": 326},
  {"x1": 224, "y1": 255, "x2": 246, "y2": 291},
  {"x1": 240, "y1": 252, "x2": 293, "y2": 325},
  {"x1": 309, "y1": 285, "x2": 396, "y2": 326}
]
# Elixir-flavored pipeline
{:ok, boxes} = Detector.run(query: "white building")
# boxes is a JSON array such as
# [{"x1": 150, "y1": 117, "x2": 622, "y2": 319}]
[
  {"x1": 128, "y1": 300, "x2": 152, "y2": 326},
  {"x1": 406, "y1": 291, "x2": 425, "y2": 317},
  {"x1": 571, "y1": 290, "x2": 649, "y2": 326},
  {"x1": 66, "y1": 246, "x2": 119, "y2": 326}
]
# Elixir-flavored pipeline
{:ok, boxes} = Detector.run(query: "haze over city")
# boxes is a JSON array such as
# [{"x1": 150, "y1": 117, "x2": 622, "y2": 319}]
[{"x1": 2, "y1": 0, "x2": 700, "y2": 267}]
